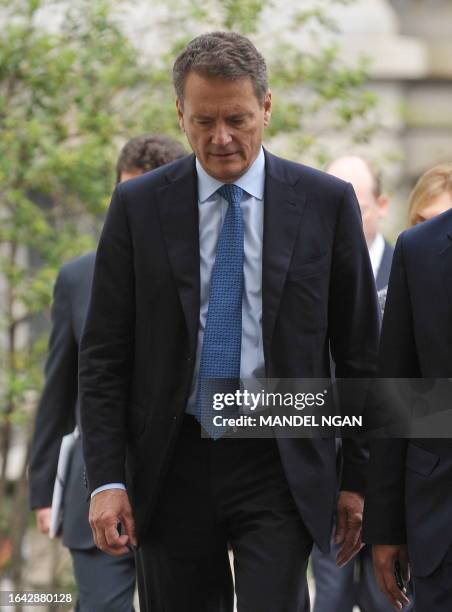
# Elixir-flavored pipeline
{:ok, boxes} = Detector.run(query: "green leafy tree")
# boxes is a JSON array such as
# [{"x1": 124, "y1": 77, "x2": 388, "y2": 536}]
[{"x1": 0, "y1": 0, "x2": 172, "y2": 589}]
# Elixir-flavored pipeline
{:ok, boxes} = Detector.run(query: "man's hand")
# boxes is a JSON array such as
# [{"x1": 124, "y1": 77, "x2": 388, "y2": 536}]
[
  {"x1": 372, "y1": 544, "x2": 411, "y2": 610},
  {"x1": 89, "y1": 489, "x2": 137, "y2": 556},
  {"x1": 335, "y1": 490, "x2": 364, "y2": 566},
  {"x1": 35, "y1": 507, "x2": 52, "y2": 534}
]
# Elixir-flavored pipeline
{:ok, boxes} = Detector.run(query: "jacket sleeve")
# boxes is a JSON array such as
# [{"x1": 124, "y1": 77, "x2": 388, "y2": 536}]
[
  {"x1": 29, "y1": 269, "x2": 78, "y2": 509},
  {"x1": 363, "y1": 234, "x2": 420, "y2": 544},
  {"x1": 329, "y1": 183, "x2": 381, "y2": 493},
  {"x1": 79, "y1": 184, "x2": 135, "y2": 494}
]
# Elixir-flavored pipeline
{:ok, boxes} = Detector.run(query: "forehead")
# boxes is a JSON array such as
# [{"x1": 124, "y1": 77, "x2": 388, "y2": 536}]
[
  {"x1": 182, "y1": 71, "x2": 261, "y2": 112},
  {"x1": 328, "y1": 158, "x2": 376, "y2": 202}
]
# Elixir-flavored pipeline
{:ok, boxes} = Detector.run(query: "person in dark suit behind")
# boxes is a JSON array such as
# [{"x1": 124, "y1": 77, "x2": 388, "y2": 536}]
[
  {"x1": 28, "y1": 134, "x2": 186, "y2": 612},
  {"x1": 363, "y1": 163, "x2": 452, "y2": 611},
  {"x1": 311, "y1": 155, "x2": 395, "y2": 612},
  {"x1": 79, "y1": 32, "x2": 380, "y2": 612}
]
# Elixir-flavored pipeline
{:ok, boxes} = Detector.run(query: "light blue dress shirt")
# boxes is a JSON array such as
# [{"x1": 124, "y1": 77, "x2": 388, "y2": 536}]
[{"x1": 92, "y1": 148, "x2": 266, "y2": 497}]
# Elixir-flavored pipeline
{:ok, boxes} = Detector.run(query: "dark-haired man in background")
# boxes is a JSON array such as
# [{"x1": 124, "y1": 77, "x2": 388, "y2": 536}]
[
  {"x1": 79, "y1": 33, "x2": 380, "y2": 612},
  {"x1": 29, "y1": 133, "x2": 186, "y2": 612}
]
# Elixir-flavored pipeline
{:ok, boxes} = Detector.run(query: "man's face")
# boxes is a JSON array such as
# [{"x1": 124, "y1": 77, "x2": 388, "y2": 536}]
[
  {"x1": 355, "y1": 185, "x2": 386, "y2": 247},
  {"x1": 176, "y1": 71, "x2": 272, "y2": 183},
  {"x1": 327, "y1": 157, "x2": 388, "y2": 247}
]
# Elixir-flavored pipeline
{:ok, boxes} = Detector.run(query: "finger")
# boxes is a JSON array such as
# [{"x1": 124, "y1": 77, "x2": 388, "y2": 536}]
[
  {"x1": 96, "y1": 524, "x2": 127, "y2": 556},
  {"x1": 336, "y1": 515, "x2": 362, "y2": 566},
  {"x1": 381, "y1": 567, "x2": 410, "y2": 609},
  {"x1": 121, "y1": 512, "x2": 137, "y2": 548},
  {"x1": 104, "y1": 524, "x2": 129, "y2": 555},
  {"x1": 93, "y1": 520, "x2": 108, "y2": 552},
  {"x1": 337, "y1": 532, "x2": 363, "y2": 566},
  {"x1": 400, "y1": 552, "x2": 411, "y2": 584},
  {"x1": 92, "y1": 525, "x2": 102, "y2": 551},
  {"x1": 89, "y1": 516, "x2": 99, "y2": 549},
  {"x1": 91, "y1": 511, "x2": 115, "y2": 553},
  {"x1": 105, "y1": 524, "x2": 128, "y2": 548},
  {"x1": 88, "y1": 500, "x2": 100, "y2": 548},
  {"x1": 335, "y1": 507, "x2": 347, "y2": 544},
  {"x1": 373, "y1": 564, "x2": 387, "y2": 599}
]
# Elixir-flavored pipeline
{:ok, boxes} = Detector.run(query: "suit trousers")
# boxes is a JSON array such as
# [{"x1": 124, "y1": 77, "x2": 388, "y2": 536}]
[
  {"x1": 312, "y1": 535, "x2": 395, "y2": 612},
  {"x1": 136, "y1": 414, "x2": 313, "y2": 612},
  {"x1": 71, "y1": 547, "x2": 135, "y2": 612}
]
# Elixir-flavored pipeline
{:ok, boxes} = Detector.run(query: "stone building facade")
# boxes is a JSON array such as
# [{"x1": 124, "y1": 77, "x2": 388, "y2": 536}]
[{"x1": 331, "y1": 0, "x2": 452, "y2": 236}]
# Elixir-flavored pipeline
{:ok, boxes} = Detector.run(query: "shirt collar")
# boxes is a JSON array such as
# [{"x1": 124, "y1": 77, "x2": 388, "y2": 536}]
[
  {"x1": 196, "y1": 147, "x2": 265, "y2": 203},
  {"x1": 368, "y1": 232, "x2": 385, "y2": 279}
]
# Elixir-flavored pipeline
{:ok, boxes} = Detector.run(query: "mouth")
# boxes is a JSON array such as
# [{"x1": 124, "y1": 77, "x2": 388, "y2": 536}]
[{"x1": 210, "y1": 152, "x2": 239, "y2": 158}]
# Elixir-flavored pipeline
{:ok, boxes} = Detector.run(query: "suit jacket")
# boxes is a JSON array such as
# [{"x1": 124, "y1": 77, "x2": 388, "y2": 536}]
[
  {"x1": 363, "y1": 208, "x2": 452, "y2": 576},
  {"x1": 79, "y1": 151, "x2": 380, "y2": 552},
  {"x1": 29, "y1": 252, "x2": 95, "y2": 550},
  {"x1": 375, "y1": 240, "x2": 394, "y2": 291}
]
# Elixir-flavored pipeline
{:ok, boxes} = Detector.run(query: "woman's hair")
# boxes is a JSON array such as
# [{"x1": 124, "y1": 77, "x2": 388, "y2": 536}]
[{"x1": 408, "y1": 163, "x2": 452, "y2": 226}]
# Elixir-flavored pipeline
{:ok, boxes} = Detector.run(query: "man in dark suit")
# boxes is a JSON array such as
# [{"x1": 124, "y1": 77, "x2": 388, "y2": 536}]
[
  {"x1": 29, "y1": 134, "x2": 186, "y2": 611},
  {"x1": 79, "y1": 32, "x2": 380, "y2": 612},
  {"x1": 363, "y1": 207, "x2": 452, "y2": 611},
  {"x1": 312, "y1": 155, "x2": 395, "y2": 612}
]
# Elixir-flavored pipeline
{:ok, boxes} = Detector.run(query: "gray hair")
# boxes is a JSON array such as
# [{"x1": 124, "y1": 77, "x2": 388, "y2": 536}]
[{"x1": 173, "y1": 31, "x2": 268, "y2": 105}]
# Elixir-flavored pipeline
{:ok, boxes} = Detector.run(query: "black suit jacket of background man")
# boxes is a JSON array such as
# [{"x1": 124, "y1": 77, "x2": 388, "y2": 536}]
[
  {"x1": 29, "y1": 252, "x2": 95, "y2": 549},
  {"x1": 79, "y1": 150, "x2": 380, "y2": 552},
  {"x1": 363, "y1": 208, "x2": 452, "y2": 577}
]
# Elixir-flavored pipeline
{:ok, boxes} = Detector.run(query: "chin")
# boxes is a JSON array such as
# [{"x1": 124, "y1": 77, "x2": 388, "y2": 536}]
[{"x1": 210, "y1": 161, "x2": 248, "y2": 182}]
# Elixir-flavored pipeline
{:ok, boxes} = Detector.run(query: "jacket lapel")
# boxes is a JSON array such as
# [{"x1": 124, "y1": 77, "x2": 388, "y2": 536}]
[
  {"x1": 262, "y1": 151, "x2": 307, "y2": 362},
  {"x1": 156, "y1": 155, "x2": 200, "y2": 355},
  {"x1": 440, "y1": 228, "x2": 452, "y2": 317}
]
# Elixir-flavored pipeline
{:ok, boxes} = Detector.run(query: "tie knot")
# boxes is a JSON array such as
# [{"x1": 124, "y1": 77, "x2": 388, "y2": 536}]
[{"x1": 218, "y1": 184, "x2": 244, "y2": 206}]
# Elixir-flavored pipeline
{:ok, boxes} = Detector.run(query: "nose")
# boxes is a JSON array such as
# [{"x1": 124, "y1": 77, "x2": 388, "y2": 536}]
[{"x1": 211, "y1": 122, "x2": 232, "y2": 147}]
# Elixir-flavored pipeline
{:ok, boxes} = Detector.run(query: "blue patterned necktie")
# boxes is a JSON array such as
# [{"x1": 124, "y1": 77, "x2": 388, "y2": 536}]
[{"x1": 195, "y1": 184, "x2": 245, "y2": 438}]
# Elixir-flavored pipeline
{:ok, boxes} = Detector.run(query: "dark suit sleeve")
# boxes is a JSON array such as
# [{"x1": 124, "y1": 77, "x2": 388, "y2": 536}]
[
  {"x1": 29, "y1": 269, "x2": 78, "y2": 509},
  {"x1": 363, "y1": 234, "x2": 421, "y2": 544},
  {"x1": 329, "y1": 183, "x2": 380, "y2": 493},
  {"x1": 79, "y1": 185, "x2": 134, "y2": 493}
]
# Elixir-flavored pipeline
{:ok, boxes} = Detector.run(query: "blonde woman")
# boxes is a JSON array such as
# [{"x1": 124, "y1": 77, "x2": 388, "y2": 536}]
[
  {"x1": 408, "y1": 162, "x2": 452, "y2": 227},
  {"x1": 378, "y1": 162, "x2": 452, "y2": 312}
]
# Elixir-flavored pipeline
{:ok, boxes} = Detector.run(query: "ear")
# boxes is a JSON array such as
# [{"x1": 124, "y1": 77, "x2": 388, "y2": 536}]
[
  {"x1": 176, "y1": 98, "x2": 185, "y2": 132},
  {"x1": 377, "y1": 194, "x2": 389, "y2": 218},
  {"x1": 263, "y1": 90, "x2": 272, "y2": 127}
]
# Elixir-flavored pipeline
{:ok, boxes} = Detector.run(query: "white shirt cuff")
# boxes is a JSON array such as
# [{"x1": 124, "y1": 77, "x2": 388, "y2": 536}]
[{"x1": 90, "y1": 483, "x2": 126, "y2": 498}]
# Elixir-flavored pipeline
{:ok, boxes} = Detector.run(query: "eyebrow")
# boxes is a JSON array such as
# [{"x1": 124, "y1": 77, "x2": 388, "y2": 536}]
[{"x1": 192, "y1": 112, "x2": 252, "y2": 121}]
